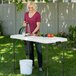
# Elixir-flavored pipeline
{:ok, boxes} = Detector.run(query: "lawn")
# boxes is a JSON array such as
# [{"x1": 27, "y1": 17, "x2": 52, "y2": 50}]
[{"x1": 0, "y1": 36, "x2": 76, "y2": 76}]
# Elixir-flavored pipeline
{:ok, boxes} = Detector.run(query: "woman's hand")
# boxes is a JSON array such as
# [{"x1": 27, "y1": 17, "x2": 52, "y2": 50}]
[
  {"x1": 23, "y1": 21, "x2": 28, "y2": 27},
  {"x1": 31, "y1": 33, "x2": 35, "y2": 36},
  {"x1": 31, "y1": 32, "x2": 38, "y2": 36},
  {"x1": 23, "y1": 21, "x2": 26, "y2": 27}
]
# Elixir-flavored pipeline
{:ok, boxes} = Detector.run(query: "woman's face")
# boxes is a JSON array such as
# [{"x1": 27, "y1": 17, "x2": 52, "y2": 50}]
[{"x1": 28, "y1": 5, "x2": 34, "y2": 12}]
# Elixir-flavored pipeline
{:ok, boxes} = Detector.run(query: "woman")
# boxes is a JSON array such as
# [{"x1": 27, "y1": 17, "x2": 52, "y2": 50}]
[{"x1": 23, "y1": 1, "x2": 42, "y2": 71}]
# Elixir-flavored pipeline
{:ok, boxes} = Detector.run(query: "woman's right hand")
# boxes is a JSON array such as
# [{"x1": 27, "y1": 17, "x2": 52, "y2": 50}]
[{"x1": 23, "y1": 21, "x2": 26, "y2": 27}]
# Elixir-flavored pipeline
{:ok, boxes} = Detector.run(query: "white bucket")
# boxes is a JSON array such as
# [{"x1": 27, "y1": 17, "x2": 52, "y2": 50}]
[{"x1": 19, "y1": 59, "x2": 33, "y2": 75}]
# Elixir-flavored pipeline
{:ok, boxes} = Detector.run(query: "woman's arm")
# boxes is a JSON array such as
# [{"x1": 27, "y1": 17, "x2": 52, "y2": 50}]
[
  {"x1": 32, "y1": 22, "x2": 40, "y2": 34},
  {"x1": 23, "y1": 21, "x2": 26, "y2": 27},
  {"x1": 32, "y1": 12, "x2": 41, "y2": 35},
  {"x1": 23, "y1": 12, "x2": 28, "y2": 27}
]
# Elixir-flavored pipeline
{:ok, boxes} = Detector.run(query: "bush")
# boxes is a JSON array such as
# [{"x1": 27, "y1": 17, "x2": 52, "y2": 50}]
[
  {"x1": 69, "y1": 26, "x2": 76, "y2": 41},
  {"x1": 68, "y1": 25, "x2": 76, "y2": 47},
  {"x1": 57, "y1": 32, "x2": 68, "y2": 37}
]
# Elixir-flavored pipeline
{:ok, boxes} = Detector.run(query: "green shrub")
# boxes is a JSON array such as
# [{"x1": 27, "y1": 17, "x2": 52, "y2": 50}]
[
  {"x1": 69, "y1": 26, "x2": 76, "y2": 41},
  {"x1": 57, "y1": 32, "x2": 68, "y2": 37},
  {"x1": 68, "y1": 25, "x2": 76, "y2": 47}
]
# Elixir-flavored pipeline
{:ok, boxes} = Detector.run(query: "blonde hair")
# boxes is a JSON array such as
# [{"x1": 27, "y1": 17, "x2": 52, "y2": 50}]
[{"x1": 27, "y1": 1, "x2": 37, "y2": 11}]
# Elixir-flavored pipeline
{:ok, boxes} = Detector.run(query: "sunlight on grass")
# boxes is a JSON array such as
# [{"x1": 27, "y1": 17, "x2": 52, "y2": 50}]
[
  {"x1": 16, "y1": 44, "x2": 22, "y2": 47},
  {"x1": 4, "y1": 43, "x2": 12, "y2": 46},
  {"x1": 0, "y1": 43, "x2": 12, "y2": 46},
  {"x1": 12, "y1": 59, "x2": 14, "y2": 62},
  {"x1": 59, "y1": 52, "x2": 74, "y2": 59},
  {"x1": 42, "y1": 45, "x2": 46, "y2": 49},
  {"x1": 0, "y1": 73, "x2": 3, "y2": 76},
  {"x1": 52, "y1": 56, "x2": 59, "y2": 61},
  {"x1": 0, "y1": 56, "x2": 7, "y2": 62},
  {"x1": 65, "y1": 51, "x2": 74, "y2": 58},
  {"x1": 51, "y1": 56, "x2": 62, "y2": 63},
  {"x1": 0, "y1": 47, "x2": 14, "y2": 55},
  {"x1": 0, "y1": 48, "x2": 7, "y2": 54},
  {"x1": 0, "y1": 36, "x2": 4, "y2": 39},
  {"x1": 65, "y1": 53, "x2": 73, "y2": 59},
  {"x1": 15, "y1": 74, "x2": 23, "y2": 76},
  {"x1": 35, "y1": 58, "x2": 37, "y2": 61},
  {"x1": 52, "y1": 56, "x2": 60, "y2": 62},
  {"x1": 0, "y1": 55, "x2": 8, "y2": 63},
  {"x1": 67, "y1": 51, "x2": 73, "y2": 53},
  {"x1": 9, "y1": 51, "x2": 13, "y2": 54}
]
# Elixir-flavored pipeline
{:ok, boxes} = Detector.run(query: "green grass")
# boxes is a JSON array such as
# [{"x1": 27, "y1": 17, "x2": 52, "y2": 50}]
[{"x1": 0, "y1": 36, "x2": 76, "y2": 76}]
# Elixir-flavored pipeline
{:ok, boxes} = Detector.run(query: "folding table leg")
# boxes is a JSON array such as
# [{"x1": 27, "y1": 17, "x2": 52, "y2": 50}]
[
  {"x1": 13, "y1": 40, "x2": 15, "y2": 73},
  {"x1": 61, "y1": 42, "x2": 67, "y2": 76},
  {"x1": 62, "y1": 45, "x2": 64, "y2": 76},
  {"x1": 45, "y1": 44, "x2": 49, "y2": 76}
]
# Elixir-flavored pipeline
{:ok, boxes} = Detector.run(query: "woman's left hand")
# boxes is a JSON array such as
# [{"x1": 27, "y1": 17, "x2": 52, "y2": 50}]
[{"x1": 31, "y1": 33, "x2": 37, "y2": 36}]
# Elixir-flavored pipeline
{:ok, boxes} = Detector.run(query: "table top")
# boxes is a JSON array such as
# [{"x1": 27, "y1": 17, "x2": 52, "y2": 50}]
[{"x1": 10, "y1": 34, "x2": 67, "y2": 44}]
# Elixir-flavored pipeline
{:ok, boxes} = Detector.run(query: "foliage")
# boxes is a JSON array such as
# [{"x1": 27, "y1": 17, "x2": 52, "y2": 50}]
[
  {"x1": 68, "y1": 25, "x2": 76, "y2": 47},
  {"x1": 57, "y1": 32, "x2": 68, "y2": 38},
  {"x1": 13, "y1": 0, "x2": 50, "y2": 11},
  {"x1": 13, "y1": 0, "x2": 24, "y2": 11},
  {"x1": 68, "y1": 26, "x2": 76, "y2": 41}
]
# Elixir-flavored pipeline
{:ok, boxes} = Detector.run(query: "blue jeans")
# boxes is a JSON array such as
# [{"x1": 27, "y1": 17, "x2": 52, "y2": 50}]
[{"x1": 25, "y1": 41, "x2": 42, "y2": 68}]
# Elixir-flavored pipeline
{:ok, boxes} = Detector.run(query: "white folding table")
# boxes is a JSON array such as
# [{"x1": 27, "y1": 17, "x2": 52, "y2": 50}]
[{"x1": 10, "y1": 34, "x2": 67, "y2": 76}]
